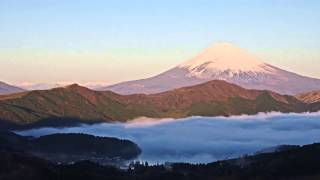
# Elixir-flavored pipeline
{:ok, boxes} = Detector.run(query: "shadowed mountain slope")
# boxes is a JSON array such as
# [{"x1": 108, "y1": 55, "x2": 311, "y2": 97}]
[{"x1": 2, "y1": 140, "x2": 320, "y2": 180}]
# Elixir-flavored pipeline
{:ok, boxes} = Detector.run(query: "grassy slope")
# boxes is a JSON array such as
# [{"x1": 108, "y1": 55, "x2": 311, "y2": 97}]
[
  {"x1": 296, "y1": 90, "x2": 320, "y2": 113},
  {"x1": 296, "y1": 90, "x2": 320, "y2": 104},
  {"x1": 0, "y1": 81, "x2": 307, "y2": 126}
]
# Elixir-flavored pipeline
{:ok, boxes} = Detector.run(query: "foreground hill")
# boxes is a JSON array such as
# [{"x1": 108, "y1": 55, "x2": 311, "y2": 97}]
[
  {"x1": 0, "y1": 81, "x2": 25, "y2": 95},
  {"x1": 102, "y1": 43, "x2": 320, "y2": 95},
  {"x1": 1, "y1": 141, "x2": 320, "y2": 180},
  {"x1": 0, "y1": 80, "x2": 308, "y2": 128},
  {"x1": 0, "y1": 132, "x2": 141, "y2": 164}
]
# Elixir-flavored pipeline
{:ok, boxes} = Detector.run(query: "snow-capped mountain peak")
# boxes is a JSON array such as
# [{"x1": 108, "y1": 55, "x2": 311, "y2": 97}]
[
  {"x1": 179, "y1": 43, "x2": 273, "y2": 78},
  {"x1": 102, "y1": 42, "x2": 320, "y2": 95}
]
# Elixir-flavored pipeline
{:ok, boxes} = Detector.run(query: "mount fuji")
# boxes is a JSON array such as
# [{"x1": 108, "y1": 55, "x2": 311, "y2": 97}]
[{"x1": 101, "y1": 43, "x2": 320, "y2": 95}]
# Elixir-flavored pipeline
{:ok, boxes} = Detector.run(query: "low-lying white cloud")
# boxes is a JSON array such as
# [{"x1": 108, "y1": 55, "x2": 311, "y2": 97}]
[
  {"x1": 16, "y1": 112, "x2": 320, "y2": 164},
  {"x1": 124, "y1": 117, "x2": 175, "y2": 128}
]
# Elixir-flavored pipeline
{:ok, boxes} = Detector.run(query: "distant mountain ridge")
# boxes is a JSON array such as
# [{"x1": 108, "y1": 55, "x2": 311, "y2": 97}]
[
  {"x1": 0, "y1": 80, "x2": 310, "y2": 127},
  {"x1": 18, "y1": 83, "x2": 67, "y2": 90},
  {"x1": 0, "y1": 81, "x2": 25, "y2": 95},
  {"x1": 18, "y1": 82, "x2": 108, "y2": 90},
  {"x1": 101, "y1": 43, "x2": 320, "y2": 95}
]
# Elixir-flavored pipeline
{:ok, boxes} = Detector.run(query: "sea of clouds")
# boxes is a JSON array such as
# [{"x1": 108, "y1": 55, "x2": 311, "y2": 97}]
[{"x1": 17, "y1": 112, "x2": 320, "y2": 164}]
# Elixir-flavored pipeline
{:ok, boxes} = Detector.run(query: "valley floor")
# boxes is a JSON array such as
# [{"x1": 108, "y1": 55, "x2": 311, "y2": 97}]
[{"x1": 1, "y1": 142, "x2": 320, "y2": 180}]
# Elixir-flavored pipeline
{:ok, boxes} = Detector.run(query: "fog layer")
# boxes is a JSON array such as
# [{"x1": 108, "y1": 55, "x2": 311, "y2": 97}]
[{"x1": 17, "y1": 112, "x2": 320, "y2": 163}]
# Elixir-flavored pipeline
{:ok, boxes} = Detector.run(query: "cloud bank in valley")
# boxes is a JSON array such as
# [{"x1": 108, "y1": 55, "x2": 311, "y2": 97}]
[{"x1": 17, "y1": 112, "x2": 320, "y2": 164}]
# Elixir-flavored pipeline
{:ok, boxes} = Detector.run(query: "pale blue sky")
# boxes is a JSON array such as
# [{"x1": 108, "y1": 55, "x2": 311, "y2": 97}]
[{"x1": 0, "y1": 0, "x2": 319, "y2": 84}]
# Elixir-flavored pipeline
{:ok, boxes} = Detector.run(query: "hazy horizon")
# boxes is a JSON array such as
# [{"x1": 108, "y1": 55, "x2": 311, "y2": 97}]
[{"x1": 1, "y1": 0, "x2": 320, "y2": 86}]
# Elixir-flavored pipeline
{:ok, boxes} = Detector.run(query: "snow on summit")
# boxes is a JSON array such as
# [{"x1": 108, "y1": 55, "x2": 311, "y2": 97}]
[
  {"x1": 178, "y1": 43, "x2": 276, "y2": 80},
  {"x1": 179, "y1": 43, "x2": 273, "y2": 78}
]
